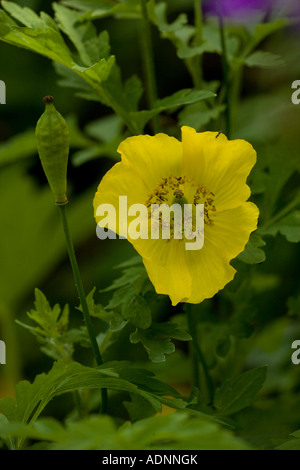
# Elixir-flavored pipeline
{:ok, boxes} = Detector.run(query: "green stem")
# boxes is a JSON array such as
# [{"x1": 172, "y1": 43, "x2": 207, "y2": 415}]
[
  {"x1": 58, "y1": 203, "x2": 108, "y2": 414},
  {"x1": 140, "y1": 0, "x2": 160, "y2": 133},
  {"x1": 194, "y1": 0, "x2": 203, "y2": 45},
  {"x1": 218, "y1": 13, "x2": 231, "y2": 138},
  {"x1": 192, "y1": 0, "x2": 203, "y2": 88},
  {"x1": 186, "y1": 303, "x2": 214, "y2": 403}
]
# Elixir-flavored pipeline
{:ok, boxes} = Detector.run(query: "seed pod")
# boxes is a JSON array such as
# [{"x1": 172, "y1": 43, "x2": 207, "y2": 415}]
[{"x1": 35, "y1": 96, "x2": 69, "y2": 204}]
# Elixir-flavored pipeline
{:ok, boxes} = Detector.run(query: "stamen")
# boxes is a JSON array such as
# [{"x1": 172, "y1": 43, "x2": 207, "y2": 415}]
[{"x1": 146, "y1": 175, "x2": 217, "y2": 240}]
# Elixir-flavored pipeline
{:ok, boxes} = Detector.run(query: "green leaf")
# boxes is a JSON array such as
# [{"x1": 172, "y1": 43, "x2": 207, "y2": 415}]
[
  {"x1": 122, "y1": 295, "x2": 152, "y2": 329},
  {"x1": 155, "y1": 88, "x2": 216, "y2": 109},
  {"x1": 148, "y1": 0, "x2": 188, "y2": 39},
  {"x1": 72, "y1": 142, "x2": 120, "y2": 166},
  {"x1": 54, "y1": 62, "x2": 101, "y2": 102},
  {"x1": 1, "y1": 1, "x2": 44, "y2": 28},
  {"x1": 84, "y1": 114, "x2": 123, "y2": 143},
  {"x1": 101, "y1": 266, "x2": 147, "y2": 294},
  {"x1": 0, "y1": 412, "x2": 250, "y2": 450},
  {"x1": 179, "y1": 101, "x2": 225, "y2": 131},
  {"x1": 0, "y1": 7, "x2": 74, "y2": 66},
  {"x1": 114, "y1": 255, "x2": 143, "y2": 269},
  {"x1": 214, "y1": 366, "x2": 267, "y2": 416},
  {"x1": 15, "y1": 289, "x2": 75, "y2": 362},
  {"x1": 260, "y1": 211, "x2": 300, "y2": 243},
  {"x1": 0, "y1": 4, "x2": 115, "y2": 88},
  {"x1": 251, "y1": 19, "x2": 289, "y2": 49},
  {"x1": 0, "y1": 4, "x2": 142, "y2": 132},
  {"x1": 237, "y1": 233, "x2": 266, "y2": 264},
  {"x1": 53, "y1": 3, "x2": 102, "y2": 66},
  {"x1": 176, "y1": 22, "x2": 223, "y2": 59},
  {"x1": 123, "y1": 394, "x2": 157, "y2": 422},
  {"x1": 79, "y1": 288, "x2": 126, "y2": 332},
  {"x1": 61, "y1": 0, "x2": 141, "y2": 20},
  {"x1": 244, "y1": 51, "x2": 285, "y2": 69},
  {"x1": 130, "y1": 322, "x2": 192, "y2": 363},
  {"x1": 130, "y1": 88, "x2": 215, "y2": 131},
  {"x1": 0, "y1": 360, "x2": 185, "y2": 427}
]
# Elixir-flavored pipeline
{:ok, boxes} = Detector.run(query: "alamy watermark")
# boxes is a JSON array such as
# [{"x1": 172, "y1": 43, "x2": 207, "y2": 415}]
[
  {"x1": 291, "y1": 80, "x2": 300, "y2": 105},
  {"x1": 0, "y1": 80, "x2": 6, "y2": 104},
  {"x1": 0, "y1": 340, "x2": 6, "y2": 365},
  {"x1": 291, "y1": 340, "x2": 300, "y2": 365},
  {"x1": 96, "y1": 196, "x2": 205, "y2": 251}
]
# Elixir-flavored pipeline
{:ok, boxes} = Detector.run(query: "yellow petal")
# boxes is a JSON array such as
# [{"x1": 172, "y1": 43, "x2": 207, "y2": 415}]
[
  {"x1": 132, "y1": 238, "x2": 192, "y2": 306},
  {"x1": 118, "y1": 133, "x2": 183, "y2": 191},
  {"x1": 186, "y1": 242, "x2": 236, "y2": 304},
  {"x1": 181, "y1": 126, "x2": 257, "y2": 211},
  {"x1": 94, "y1": 160, "x2": 149, "y2": 235},
  {"x1": 205, "y1": 202, "x2": 259, "y2": 261},
  {"x1": 185, "y1": 202, "x2": 259, "y2": 304}
]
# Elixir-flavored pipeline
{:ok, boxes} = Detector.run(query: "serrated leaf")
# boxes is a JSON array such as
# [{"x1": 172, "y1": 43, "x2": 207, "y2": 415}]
[
  {"x1": 78, "y1": 288, "x2": 126, "y2": 332},
  {"x1": 245, "y1": 51, "x2": 285, "y2": 69},
  {"x1": 122, "y1": 295, "x2": 152, "y2": 329},
  {"x1": 123, "y1": 394, "x2": 157, "y2": 422},
  {"x1": 1, "y1": 1, "x2": 44, "y2": 28},
  {"x1": 130, "y1": 88, "x2": 215, "y2": 131},
  {"x1": 237, "y1": 233, "x2": 266, "y2": 264},
  {"x1": 53, "y1": 3, "x2": 101, "y2": 66},
  {"x1": 155, "y1": 88, "x2": 216, "y2": 109},
  {"x1": 101, "y1": 266, "x2": 147, "y2": 293},
  {"x1": 214, "y1": 366, "x2": 267, "y2": 416},
  {"x1": 16, "y1": 289, "x2": 74, "y2": 362},
  {"x1": 0, "y1": 6, "x2": 115, "y2": 88},
  {"x1": 0, "y1": 411, "x2": 250, "y2": 450},
  {"x1": 260, "y1": 211, "x2": 300, "y2": 243},
  {"x1": 0, "y1": 8, "x2": 74, "y2": 66},
  {"x1": 61, "y1": 0, "x2": 141, "y2": 20},
  {"x1": 0, "y1": 359, "x2": 193, "y2": 442},
  {"x1": 130, "y1": 322, "x2": 191, "y2": 363}
]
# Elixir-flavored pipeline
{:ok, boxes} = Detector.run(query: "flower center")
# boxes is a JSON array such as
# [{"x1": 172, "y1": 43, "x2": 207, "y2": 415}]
[{"x1": 145, "y1": 175, "x2": 217, "y2": 240}]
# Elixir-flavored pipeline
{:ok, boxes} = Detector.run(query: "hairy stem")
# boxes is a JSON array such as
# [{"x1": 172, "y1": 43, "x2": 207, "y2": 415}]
[{"x1": 58, "y1": 203, "x2": 107, "y2": 414}]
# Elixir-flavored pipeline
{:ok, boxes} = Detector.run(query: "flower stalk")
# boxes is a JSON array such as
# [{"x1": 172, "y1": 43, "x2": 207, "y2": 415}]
[
  {"x1": 186, "y1": 303, "x2": 214, "y2": 403},
  {"x1": 140, "y1": 0, "x2": 160, "y2": 133},
  {"x1": 36, "y1": 97, "x2": 108, "y2": 413},
  {"x1": 218, "y1": 13, "x2": 231, "y2": 138}
]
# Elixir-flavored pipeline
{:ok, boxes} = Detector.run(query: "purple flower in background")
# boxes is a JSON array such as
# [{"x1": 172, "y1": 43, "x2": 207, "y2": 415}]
[
  {"x1": 203, "y1": 0, "x2": 272, "y2": 20},
  {"x1": 203, "y1": 0, "x2": 300, "y2": 21},
  {"x1": 273, "y1": 0, "x2": 300, "y2": 19}
]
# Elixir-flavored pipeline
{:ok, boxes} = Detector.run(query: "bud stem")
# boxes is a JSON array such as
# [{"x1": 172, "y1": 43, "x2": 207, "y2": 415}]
[{"x1": 58, "y1": 203, "x2": 108, "y2": 414}]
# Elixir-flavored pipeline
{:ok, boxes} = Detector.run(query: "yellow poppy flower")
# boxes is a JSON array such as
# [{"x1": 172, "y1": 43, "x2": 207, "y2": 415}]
[{"x1": 94, "y1": 126, "x2": 259, "y2": 306}]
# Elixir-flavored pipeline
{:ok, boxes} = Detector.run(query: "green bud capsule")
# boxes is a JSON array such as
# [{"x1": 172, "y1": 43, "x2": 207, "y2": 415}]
[{"x1": 35, "y1": 96, "x2": 69, "y2": 204}]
